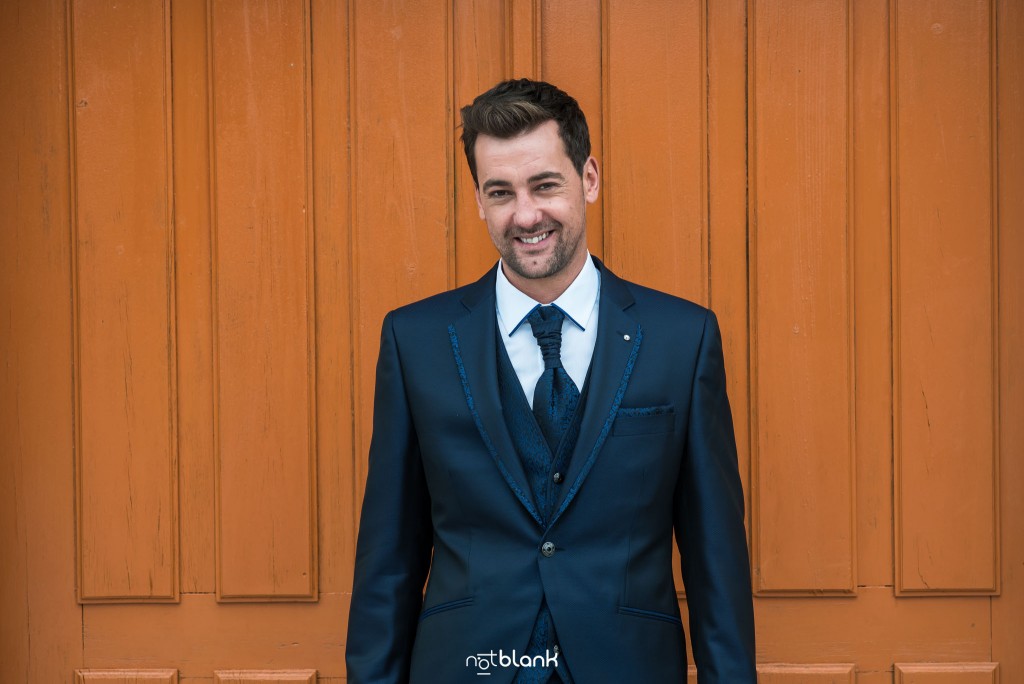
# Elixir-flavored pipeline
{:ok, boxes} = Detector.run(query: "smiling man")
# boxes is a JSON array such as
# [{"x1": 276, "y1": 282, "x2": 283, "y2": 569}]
[{"x1": 346, "y1": 79, "x2": 756, "y2": 683}]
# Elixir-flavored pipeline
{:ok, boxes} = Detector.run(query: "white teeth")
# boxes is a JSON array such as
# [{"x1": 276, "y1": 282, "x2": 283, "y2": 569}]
[{"x1": 520, "y1": 232, "x2": 549, "y2": 245}]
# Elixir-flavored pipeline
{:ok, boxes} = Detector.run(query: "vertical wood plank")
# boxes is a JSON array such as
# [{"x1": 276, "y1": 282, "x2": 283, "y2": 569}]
[
  {"x1": 453, "y1": 0, "x2": 508, "y2": 286},
  {"x1": 350, "y1": 0, "x2": 452, "y2": 498},
  {"x1": 171, "y1": 0, "x2": 215, "y2": 596},
  {"x1": 851, "y1": 0, "x2": 895, "y2": 589},
  {"x1": 0, "y1": 0, "x2": 82, "y2": 678},
  {"x1": 706, "y1": 0, "x2": 751, "y2": 618},
  {"x1": 993, "y1": 0, "x2": 1024, "y2": 676},
  {"x1": 542, "y1": 0, "x2": 603, "y2": 259},
  {"x1": 892, "y1": 0, "x2": 998, "y2": 595},
  {"x1": 603, "y1": 0, "x2": 707, "y2": 303},
  {"x1": 310, "y1": 0, "x2": 356, "y2": 594},
  {"x1": 210, "y1": 0, "x2": 317, "y2": 600},
  {"x1": 508, "y1": 0, "x2": 540, "y2": 78},
  {"x1": 71, "y1": 0, "x2": 178, "y2": 603},
  {"x1": 750, "y1": 0, "x2": 856, "y2": 595}
]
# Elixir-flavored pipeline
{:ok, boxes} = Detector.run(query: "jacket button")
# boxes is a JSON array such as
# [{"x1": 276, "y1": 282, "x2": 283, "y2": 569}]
[
  {"x1": 552, "y1": 472, "x2": 563, "y2": 484},
  {"x1": 541, "y1": 541, "x2": 556, "y2": 557}
]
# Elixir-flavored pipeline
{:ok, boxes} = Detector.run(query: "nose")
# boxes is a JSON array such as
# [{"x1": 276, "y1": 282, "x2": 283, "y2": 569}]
[{"x1": 511, "y1": 193, "x2": 543, "y2": 229}]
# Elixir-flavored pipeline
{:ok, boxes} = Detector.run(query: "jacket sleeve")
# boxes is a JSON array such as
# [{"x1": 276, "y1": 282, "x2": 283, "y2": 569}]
[
  {"x1": 674, "y1": 309, "x2": 757, "y2": 682},
  {"x1": 346, "y1": 311, "x2": 434, "y2": 684}
]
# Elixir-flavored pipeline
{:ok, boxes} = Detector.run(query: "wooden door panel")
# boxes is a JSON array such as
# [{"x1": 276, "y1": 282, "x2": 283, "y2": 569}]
[
  {"x1": 604, "y1": 0, "x2": 708, "y2": 304},
  {"x1": 895, "y1": 663, "x2": 1000, "y2": 684},
  {"x1": 2, "y1": 0, "x2": 1021, "y2": 681},
  {"x1": 891, "y1": 0, "x2": 999, "y2": 596},
  {"x1": 209, "y1": 0, "x2": 318, "y2": 603},
  {"x1": 749, "y1": 0, "x2": 856, "y2": 596},
  {"x1": 213, "y1": 671, "x2": 317, "y2": 683},
  {"x1": 0, "y1": 0, "x2": 81, "y2": 679},
  {"x1": 75, "y1": 671, "x2": 178, "y2": 684},
  {"x1": 757, "y1": 664, "x2": 856, "y2": 684},
  {"x1": 992, "y1": 0, "x2": 1024, "y2": 671},
  {"x1": 70, "y1": 0, "x2": 179, "y2": 604}
]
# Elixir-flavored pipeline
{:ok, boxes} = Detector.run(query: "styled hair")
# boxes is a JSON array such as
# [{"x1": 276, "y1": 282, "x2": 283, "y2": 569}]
[{"x1": 459, "y1": 78, "x2": 591, "y2": 187}]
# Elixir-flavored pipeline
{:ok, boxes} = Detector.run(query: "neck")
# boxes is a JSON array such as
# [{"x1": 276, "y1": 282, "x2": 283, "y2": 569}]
[{"x1": 503, "y1": 252, "x2": 588, "y2": 304}]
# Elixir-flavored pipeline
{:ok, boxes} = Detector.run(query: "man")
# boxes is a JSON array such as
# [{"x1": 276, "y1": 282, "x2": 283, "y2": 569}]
[{"x1": 346, "y1": 79, "x2": 755, "y2": 683}]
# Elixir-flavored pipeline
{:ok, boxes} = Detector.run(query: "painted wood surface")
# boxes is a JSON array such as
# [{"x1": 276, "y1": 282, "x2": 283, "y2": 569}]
[{"x1": 1, "y1": 0, "x2": 1020, "y2": 680}]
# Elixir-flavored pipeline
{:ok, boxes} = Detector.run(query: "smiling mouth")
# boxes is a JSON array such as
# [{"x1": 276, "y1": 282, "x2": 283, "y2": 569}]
[{"x1": 517, "y1": 231, "x2": 551, "y2": 245}]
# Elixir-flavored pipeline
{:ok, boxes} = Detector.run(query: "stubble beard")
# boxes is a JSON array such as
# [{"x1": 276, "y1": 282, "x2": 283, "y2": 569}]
[{"x1": 501, "y1": 220, "x2": 585, "y2": 282}]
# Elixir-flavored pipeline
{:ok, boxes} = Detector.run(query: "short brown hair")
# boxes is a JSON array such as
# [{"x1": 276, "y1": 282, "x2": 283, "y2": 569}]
[{"x1": 459, "y1": 79, "x2": 591, "y2": 187}]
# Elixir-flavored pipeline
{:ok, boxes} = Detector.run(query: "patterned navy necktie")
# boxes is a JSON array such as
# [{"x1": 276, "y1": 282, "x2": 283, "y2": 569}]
[{"x1": 528, "y1": 306, "x2": 580, "y2": 456}]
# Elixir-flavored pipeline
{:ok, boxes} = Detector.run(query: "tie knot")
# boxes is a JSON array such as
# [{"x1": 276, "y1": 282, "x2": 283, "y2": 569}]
[{"x1": 527, "y1": 306, "x2": 566, "y2": 370}]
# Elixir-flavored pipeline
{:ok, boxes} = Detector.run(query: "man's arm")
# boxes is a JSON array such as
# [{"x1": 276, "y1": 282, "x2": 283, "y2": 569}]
[
  {"x1": 674, "y1": 309, "x2": 756, "y2": 681},
  {"x1": 346, "y1": 311, "x2": 433, "y2": 684}
]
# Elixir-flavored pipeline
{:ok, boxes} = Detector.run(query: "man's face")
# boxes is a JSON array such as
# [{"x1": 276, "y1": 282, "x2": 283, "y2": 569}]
[{"x1": 473, "y1": 120, "x2": 599, "y2": 288}]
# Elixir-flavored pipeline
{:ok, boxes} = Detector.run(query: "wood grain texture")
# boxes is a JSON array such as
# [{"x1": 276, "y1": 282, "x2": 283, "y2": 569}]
[
  {"x1": 83, "y1": 593, "x2": 347, "y2": 678},
  {"x1": 851, "y1": 0, "x2": 895, "y2": 590},
  {"x1": 754, "y1": 587, "x2": 990, "y2": 669},
  {"x1": 750, "y1": 0, "x2": 856, "y2": 595},
  {"x1": 758, "y1": 663, "x2": 856, "y2": 683},
  {"x1": 543, "y1": 0, "x2": 603, "y2": 259},
  {"x1": 1, "y1": 1, "x2": 1021, "y2": 680},
  {"x1": 992, "y1": 0, "x2": 1024, "y2": 674},
  {"x1": 895, "y1": 662, "x2": 999, "y2": 684},
  {"x1": 603, "y1": 0, "x2": 708, "y2": 304},
  {"x1": 77, "y1": 671, "x2": 177, "y2": 684},
  {"x1": 892, "y1": 0, "x2": 999, "y2": 595},
  {"x1": 705, "y1": 0, "x2": 753, "y2": 611},
  {"x1": 71, "y1": 0, "x2": 179, "y2": 603},
  {"x1": 0, "y1": 0, "x2": 82, "y2": 678},
  {"x1": 349, "y1": 0, "x2": 453, "y2": 505},
  {"x1": 210, "y1": 0, "x2": 317, "y2": 601},
  {"x1": 214, "y1": 671, "x2": 316, "y2": 684},
  {"x1": 453, "y1": 0, "x2": 508, "y2": 286},
  {"x1": 172, "y1": 0, "x2": 216, "y2": 597},
  {"x1": 310, "y1": 0, "x2": 357, "y2": 596}
]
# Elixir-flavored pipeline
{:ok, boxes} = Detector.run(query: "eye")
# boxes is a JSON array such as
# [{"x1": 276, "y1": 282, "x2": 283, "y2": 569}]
[{"x1": 487, "y1": 189, "x2": 511, "y2": 200}]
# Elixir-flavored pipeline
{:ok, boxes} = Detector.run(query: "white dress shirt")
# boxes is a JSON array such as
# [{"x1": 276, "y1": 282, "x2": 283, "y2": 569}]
[{"x1": 495, "y1": 255, "x2": 601, "y2": 408}]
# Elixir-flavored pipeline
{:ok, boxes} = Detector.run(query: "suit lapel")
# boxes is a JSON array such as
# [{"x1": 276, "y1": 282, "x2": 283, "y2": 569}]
[
  {"x1": 449, "y1": 266, "x2": 543, "y2": 527},
  {"x1": 550, "y1": 260, "x2": 642, "y2": 526}
]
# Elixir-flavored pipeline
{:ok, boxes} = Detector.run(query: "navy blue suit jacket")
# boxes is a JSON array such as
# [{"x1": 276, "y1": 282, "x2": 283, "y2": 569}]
[{"x1": 346, "y1": 258, "x2": 756, "y2": 683}]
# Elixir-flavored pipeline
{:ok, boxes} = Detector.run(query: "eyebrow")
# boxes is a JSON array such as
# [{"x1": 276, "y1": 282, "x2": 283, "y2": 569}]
[{"x1": 481, "y1": 171, "x2": 567, "y2": 193}]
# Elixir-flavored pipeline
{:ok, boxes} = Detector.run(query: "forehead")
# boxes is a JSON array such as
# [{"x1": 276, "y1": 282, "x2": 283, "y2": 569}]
[{"x1": 473, "y1": 120, "x2": 572, "y2": 180}]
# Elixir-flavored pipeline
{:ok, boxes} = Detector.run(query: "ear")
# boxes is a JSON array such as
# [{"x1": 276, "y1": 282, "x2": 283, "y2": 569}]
[
  {"x1": 474, "y1": 184, "x2": 485, "y2": 220},
  {"x1": 582, "y1": 156, "x2": 600, "y2": 204}
]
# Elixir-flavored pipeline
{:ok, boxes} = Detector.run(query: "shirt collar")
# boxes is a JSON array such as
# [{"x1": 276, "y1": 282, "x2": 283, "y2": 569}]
[{"x1": 495, "y1": 254, "x2": 600, "y2": 336}]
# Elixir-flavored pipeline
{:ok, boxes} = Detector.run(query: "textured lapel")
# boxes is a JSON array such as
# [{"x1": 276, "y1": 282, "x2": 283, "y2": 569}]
[
  {"x1": 550, "y1": 259, "x2": 642, "y2": 527},
  {"x1": 449, "y1": 266, "x2": 543, "y2": 527}
]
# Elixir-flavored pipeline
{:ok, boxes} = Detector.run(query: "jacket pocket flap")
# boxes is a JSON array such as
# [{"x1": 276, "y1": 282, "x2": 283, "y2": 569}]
[{"x1": 613, "y1": 405, "x2": 675, "y2": 436}]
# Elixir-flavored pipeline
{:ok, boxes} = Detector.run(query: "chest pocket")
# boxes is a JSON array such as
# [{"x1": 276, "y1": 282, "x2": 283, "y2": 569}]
[{"x1": 612, "y1": 405, "x2": 675, "y2": 436}]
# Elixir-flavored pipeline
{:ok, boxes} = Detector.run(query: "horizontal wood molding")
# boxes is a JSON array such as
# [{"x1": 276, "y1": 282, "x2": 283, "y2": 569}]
[
  {"x1": 214, "y1": 671, "x2": 316, "y2": 684},
  {"x1": 758, "y1": 663, "x2": 856, "y2": 683},
  {"x1": 896, "y1": 662, "x2": 999, "y2": 683},
  {"x1": 76, "y1": 671, "x2": 177, "y2": 684}
]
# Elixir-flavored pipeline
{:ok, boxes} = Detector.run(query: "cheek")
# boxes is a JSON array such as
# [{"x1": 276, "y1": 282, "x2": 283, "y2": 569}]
[{"x1": 482, "y1": 207, "x2": 511, "y2": 235}]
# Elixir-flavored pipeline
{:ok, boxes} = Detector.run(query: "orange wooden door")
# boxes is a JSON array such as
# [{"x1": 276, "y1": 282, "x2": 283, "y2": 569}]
[{"x1": 1, "y1": 1, "x2": 1021, "y2": 683}]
